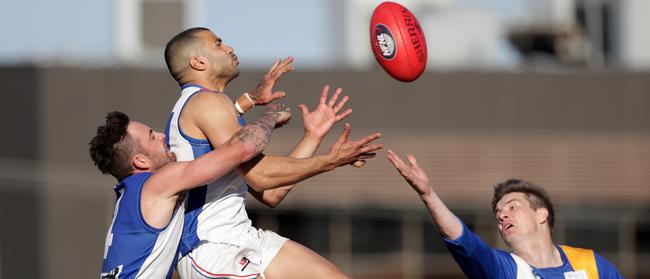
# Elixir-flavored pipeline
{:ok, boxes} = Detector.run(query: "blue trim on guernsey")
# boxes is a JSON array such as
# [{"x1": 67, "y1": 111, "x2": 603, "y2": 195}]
[
  {"x1": 164, "y1": 113, "x2": 173, "y2": 149},
  {"x1": 169, "y1": 85, "x2": 247, "y2": 256},
  {"x1": 181, "y1": 184, "x2": 208, "y2": 255},
  {"x1": 177, "y1": 90, "x2": 210, "y2": 144},
  {"x1": 442, "y1": 219, "x2": 624, "y2": 279},
  {"x1": 181, "y1": 83, "x2": 203, "y2": 90},
  {"x1": 167, "y1": 86, "x2": 212, "y2": 256}
]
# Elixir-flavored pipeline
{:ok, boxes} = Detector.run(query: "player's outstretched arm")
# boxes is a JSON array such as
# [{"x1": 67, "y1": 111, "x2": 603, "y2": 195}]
[
  {"x1": 235, "y1": 56, "x2": 295, "y2": 113},
  {"x1": 248, "y1": 85, "x2": 352, "y2": 207},
  {"x1": 181, "y1": 86, "x2": 377, "y2": 195},
  {"x1": 139, "y1": 104, "x2": 288, "y2": 228},
  {"x1": 241, "y1": 123, "x2": 383, "y2": 192},
  {"x1": 387, "y1": 150, "x2": 463, "y2": 240},
  {"x1": 147, "y1": 104, "x2": 290, "y2": 197},
  {"x1": 294, "y1": 85, "x2": 351, "y2": 153}
]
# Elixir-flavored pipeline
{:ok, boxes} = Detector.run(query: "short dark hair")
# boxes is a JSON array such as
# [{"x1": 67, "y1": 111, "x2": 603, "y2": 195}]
[
  {"x1": 491, "y1": 178, "x2": 555, "y2": 230},
  {"x1": 89, "y1": 111, "x2": 140, "y2": 181},
  {"x1": 164, "y1": 27, "x2": 210, "y2": 83}
]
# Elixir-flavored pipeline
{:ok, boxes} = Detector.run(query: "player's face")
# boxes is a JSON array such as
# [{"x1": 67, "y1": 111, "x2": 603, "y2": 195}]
[
  {"x1": 127, "y1": 121, "x2": 177, "y2": 170},
  {"x1": 494, "y1": 192, "x2": 540, "y2": 244},
  {"x1": 197, "y1": 30, "x2": 240, "y2": 81}
]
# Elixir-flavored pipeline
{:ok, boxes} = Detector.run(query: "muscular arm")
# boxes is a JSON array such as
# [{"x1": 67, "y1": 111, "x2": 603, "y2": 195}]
[
  {"x1": 387, "y1": 150, "x2": 515, "y2": 278},
  {"x1": 139, "y1": 108, "x2": 281, "y2": 228},
  {"x1": 242, "y1": 123, "x2": 380, "y2": 190},
  {"x1": 181, "y1": 91, "x2": 374, "y2": 193},
  {"x1": 248, "y1": 85, "x2": 352, "y2": 207},
  {"x1": 246, "y1": 137, "x2": 320, "y2": 208},
  {"x1": 387, "y1": 150, "x2": 463, "y2": 239}
]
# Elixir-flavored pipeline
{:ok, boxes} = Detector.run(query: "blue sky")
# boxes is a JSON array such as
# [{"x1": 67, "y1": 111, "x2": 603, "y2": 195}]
[
  {"x1": 0, "y1": 0, "x2": 520, "y2": 67},
  {"x1": 0, "y1": 0, "x2": 112, "y2": 63},
  {"x1": 204, "y1": 0, "x2": 334, "y2": 68}
]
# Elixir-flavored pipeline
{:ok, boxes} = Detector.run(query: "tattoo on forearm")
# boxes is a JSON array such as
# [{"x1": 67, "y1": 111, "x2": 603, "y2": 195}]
[
  {"x1": 234, "y1": 105, "x2": 287, "y2": 152},
  {"x1": 236, "y1": 118, "x2": 274, "y2": 151}
]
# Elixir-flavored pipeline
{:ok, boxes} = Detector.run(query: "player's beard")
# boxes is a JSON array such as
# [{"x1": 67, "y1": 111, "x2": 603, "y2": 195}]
[
  {"x1": 229, "y1": 68, "x2": 240, "y2": 81},
  {"x1": 208, "y1": 52, "x2": 239, "y2": 82},
  {"x1": 149, "y1": 147, "x2": 176, "y2": 169},
  {"x1": 220, "y1": 67, "x2": 239, "y2": 86},
  {"x1": 223, "y1": 59, "x2": 240, "y2": 82}
]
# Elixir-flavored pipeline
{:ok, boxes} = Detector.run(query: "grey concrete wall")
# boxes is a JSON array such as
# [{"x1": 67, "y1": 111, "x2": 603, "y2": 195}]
[
  {"x1": 0, "y1": 66, "x2": 648, "y2": 278},
  {"x1": 0, "y1": 67, "x2": 40, "y2": 279}
]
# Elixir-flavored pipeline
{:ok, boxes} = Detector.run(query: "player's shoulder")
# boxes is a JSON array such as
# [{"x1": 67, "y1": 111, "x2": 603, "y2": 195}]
[
  {"x1": 592, "y1": 251, "x2": 624, "y2": 278},
  {"x1": 184, "y1": 90, "x2": 235, "y2": 116},
  {"x1": 189, "y1": 90, "x2": 233, "y2": 105},
  {"x1": 560, "y1": 245, "x2": 623, "y2": 278}
]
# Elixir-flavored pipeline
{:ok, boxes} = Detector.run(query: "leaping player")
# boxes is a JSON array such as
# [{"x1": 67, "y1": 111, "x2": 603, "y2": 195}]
[{"x1": 163, "y1": 27, "x2": 382, "y2": 278}]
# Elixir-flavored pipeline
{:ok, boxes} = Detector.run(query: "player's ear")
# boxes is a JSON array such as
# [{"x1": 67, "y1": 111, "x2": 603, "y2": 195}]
[
  {"x1": 189, "y1": 56, "x2": 208, "y2": 71},
  {"x1": 536, "y1": 207, "x2": 549, "y2": 225},
  {"x1": 132, "y1": 154, "x2": 150, "y2": 171}
]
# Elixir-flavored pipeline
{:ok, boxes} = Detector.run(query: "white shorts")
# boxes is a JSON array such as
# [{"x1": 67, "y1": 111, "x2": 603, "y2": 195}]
[{"x1": 177, "y1": 227, "x2": 288, "y2": 279}]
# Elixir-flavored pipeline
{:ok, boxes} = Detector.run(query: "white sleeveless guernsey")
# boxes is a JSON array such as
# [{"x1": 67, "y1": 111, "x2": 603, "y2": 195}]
[{"x1": 165, "y1": 84, "x2": 252, "y2": 256}]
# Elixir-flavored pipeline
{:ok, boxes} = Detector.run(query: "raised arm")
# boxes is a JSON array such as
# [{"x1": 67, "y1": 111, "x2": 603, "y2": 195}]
[
  {"x1": 234, "y1": 56, "x2": 294, "y2": 113},
  {"x1": 181, "y1": 80, "x2": 381, "y2": 194},
  {"x1": 146, "y1": 104, "x2": 290, "y2": 198},
  {"x1": 387, "y1": 150, "x2": 463, "y2": 240},
  {"x1": 248, "y1": 85, "x2": 353, "y2": 207},
  {"x1": 241, "y1": 123, "x2": 382, "y2": 191},
  {"x1": 139, "y1": 104, "x2": 289, "y2": 228}
]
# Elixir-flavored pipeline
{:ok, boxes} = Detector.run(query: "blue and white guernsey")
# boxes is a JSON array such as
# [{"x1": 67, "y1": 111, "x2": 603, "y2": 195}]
[
  {"x1": 165, "y1": 84, "x2": 251, "y2": 256},
  {"x1": 442, "y1": 220, "x2": 624, "y2": 279},
  {"x1": 101, "y1": 172, "x2": 184, "y2": 279}
]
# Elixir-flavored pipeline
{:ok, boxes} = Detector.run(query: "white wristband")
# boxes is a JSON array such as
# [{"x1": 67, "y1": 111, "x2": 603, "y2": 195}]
[
  {"x1": 243, "y1": 92, "x2": 256, "y2": 107},
  {"x1": 234, "y1": 101, "x2": 245, "y2": 115}
]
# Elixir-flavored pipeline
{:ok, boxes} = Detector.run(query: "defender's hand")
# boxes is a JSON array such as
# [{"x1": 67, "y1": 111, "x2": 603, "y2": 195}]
[
  {"x1": 387, "y1": 150, "x2": 431, "y2": 197},
  {"x1": 249, "y1": 56, "x2": 295, "y2": 105},
  {"x1": 299, "y1": 85, "x2": 352, "y2": 140},
  {"x1": 264, "y1": 104, "x2": 291, "y2": 129},
  {"x1": 326, "y1": 124, "x2": 383, "y2": 168}
]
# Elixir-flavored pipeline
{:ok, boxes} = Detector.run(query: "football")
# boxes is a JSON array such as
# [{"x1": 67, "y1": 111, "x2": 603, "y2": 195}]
[{"x1": 370, "y1": 1, "x2": 427, "y2": 82}]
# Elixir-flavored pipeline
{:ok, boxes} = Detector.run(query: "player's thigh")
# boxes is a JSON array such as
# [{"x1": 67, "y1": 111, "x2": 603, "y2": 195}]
[{"x1": 263, "y1": 240, "x2": 350, "y2": 279}]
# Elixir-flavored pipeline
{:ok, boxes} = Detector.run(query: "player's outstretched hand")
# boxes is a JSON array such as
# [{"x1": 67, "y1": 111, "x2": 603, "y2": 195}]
[
  {"x1": 249, "y1": 56, "x2": 295, "y2": 105},
  {"x1": 326, "y1": 123, "x2": 383, "y2": 168},
  {"x1": 264, "y1": 103, "x2": 291, "y2": 129},
  {"x1": 387, "y1": 150, "x2": 431, "y2": 197},
  {"x1": 299, "y1": 85, "x2": 352, "y2": 140}
]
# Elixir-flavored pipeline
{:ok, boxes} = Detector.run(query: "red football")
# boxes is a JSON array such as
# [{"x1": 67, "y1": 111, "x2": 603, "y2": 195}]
[{"x1": 370, "y1": 1, "x2": 427, "y2": 82}]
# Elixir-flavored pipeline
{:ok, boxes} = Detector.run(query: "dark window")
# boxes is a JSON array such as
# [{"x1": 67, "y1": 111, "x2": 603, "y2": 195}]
[
  {"x1": 565, "y1": 221, "x2": 618, "y2": 253},
  {"x1": 636, "y1": 220, "x2": 650, "y2": 253},
  {"x1": 351, "y1": 210, "x2": 402, "y2": 254},
  {"x1": 277, "y1": 210, "x2": 330, "y2": 254}
]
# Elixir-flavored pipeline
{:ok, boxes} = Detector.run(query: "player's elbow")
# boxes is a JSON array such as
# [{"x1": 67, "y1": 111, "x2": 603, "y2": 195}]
[
  {"x1": 241, "y1": 141, "x2": 260, "y2": 161},
  {"x1": 246, "y1": 177, "x2": 271, "y2": 192},
  {"x1": 264, "y1": 199, "x2": 279, "y2": 208}
]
